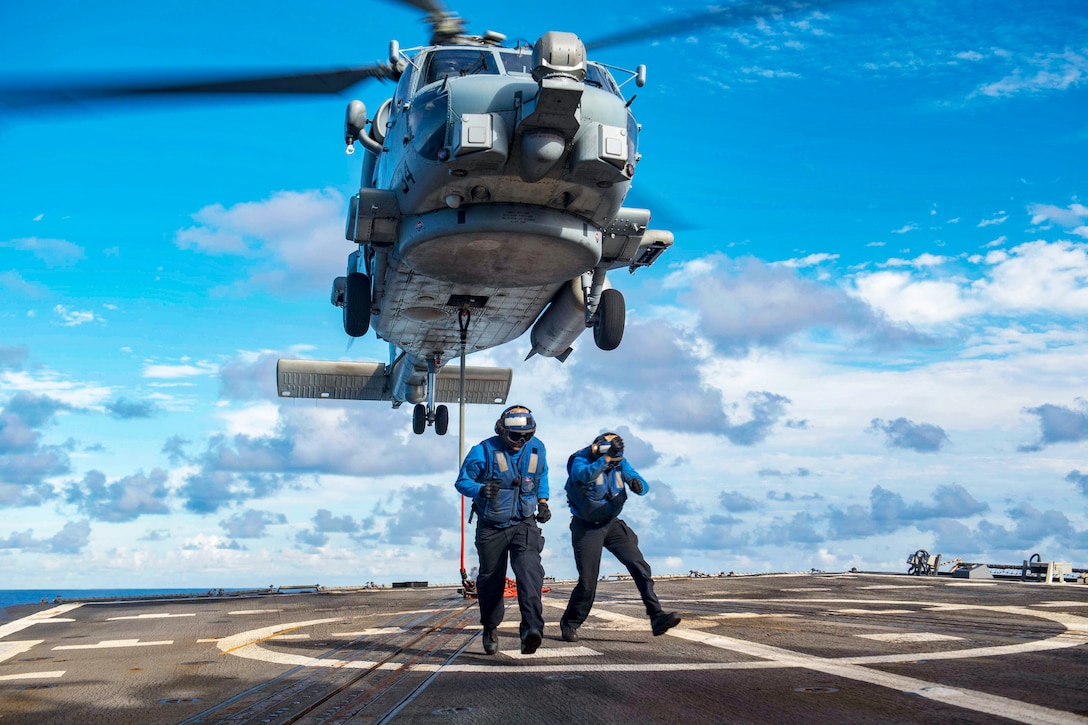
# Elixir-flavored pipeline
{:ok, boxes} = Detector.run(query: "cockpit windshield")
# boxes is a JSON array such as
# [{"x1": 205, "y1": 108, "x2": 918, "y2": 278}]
[
  {"x1": 422, "y1": 49, "x2": 501, "y2": 86},
  {"x1": 498, "y1": 49, "x2": 534, "y2": 76}
]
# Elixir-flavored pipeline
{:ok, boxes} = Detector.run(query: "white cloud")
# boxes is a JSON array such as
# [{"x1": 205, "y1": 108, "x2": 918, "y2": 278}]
[
  {"x1": 1029, "y1": 202, "x2": 1088, "y2": 229},
  {"x1": 1, "y1": 237, "x2": 86, "y2": 267},
  {"x1": 978, "y1": 50, "x2": 1088, "y2": 97},
  {"x1": 52, "y1": 305, "x2": 101, "y2": 327},
  {"x1": 775, "y1": 253, "x2": 840, "y2": 269},
  {"x1": 977, "y1": 240, "x2": 1088, "y2": 313},
  {"x1": 142, "y1": 361, "x2": 219, "y2": 379},
  {"x1": 853, "y1": 271, "x2": 980, "y2": 325},
  {"x1": 174, "y1": 189, "x2": 347, "y2": 295}
]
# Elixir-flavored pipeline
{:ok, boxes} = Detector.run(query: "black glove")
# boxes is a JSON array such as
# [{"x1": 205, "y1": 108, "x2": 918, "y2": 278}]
[
  {"x1": 479, "y1": 480, "x2": 500, "y2": 500},
  {"x1": 610, "y1": 436, "x2": 624, "y2": 458},
  {"x1": 628, "y1": 478, "x2": 644, "y2": 494},
  {"x1": 536, "y1": 500, "x2": 551, "y2": 523}
]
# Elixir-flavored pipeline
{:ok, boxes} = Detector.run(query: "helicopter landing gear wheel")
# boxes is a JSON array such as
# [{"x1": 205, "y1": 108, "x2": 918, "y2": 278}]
[
  {"x1": 435, "y1": 405, "x2": 449, "y2": 436},
  {"x1": 343, "y1": 271, "x2": 371, "y2": 338},
  {"x1": 593, "y1": 288, "x2": 625, "y2": 351},
  {"x1": 412, "y1": 403, "x2": 427, "y2": 435}
]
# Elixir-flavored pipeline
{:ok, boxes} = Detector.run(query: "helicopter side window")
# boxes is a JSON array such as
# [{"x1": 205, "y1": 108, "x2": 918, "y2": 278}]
[
  {"x1": 394, "y1": 58, "x2": 416, "y2": 106},
  {"x1": 422, "y1": 49, "x2": 500, "y2": 87},
  {"x1": 585, "y1": 63, "x2": 621, "y2": 96}
]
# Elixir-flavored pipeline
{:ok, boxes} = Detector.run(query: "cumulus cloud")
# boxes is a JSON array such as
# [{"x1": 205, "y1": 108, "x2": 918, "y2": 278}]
[
  {"x1": 975, "y1": 502, "x2": 1076, "y2": 549},
  {"x1": 105, "y1": 397, "x2": 162, "y2": 420},
  {"x1": 220, "y1": 509, "x2": 287, "y2": 538},
  {"x1": 1067, "y1": 470, "x2": 1088, "y2": 497},
  {"x1": 554, "y1": 320, "x2": 794, "y2": 444},
  {"x1": 0, "y1": 519, "x2": 91, "y2": 554},
  {"x1": 681, "y1": 256, "x2": 929, "y2": 356},
  {"x1": 175, "y1": 189, "x2": 346, "y2": 295},
  {"x1": 313, "y1": 508, "x2": 363, "y2": 533},
  {"x1": 0, "y1": 346, "x2": 28, "y2": 370},
  {"x1": 219, "y1": 351, "x2": 281, "y2": 402},
  {"x1": 65, "y1": 469, "x2": 170, "y2": 522},
  {"x1": 755, "y1": 511, "x2": 824, "y2": 545},
  {"x1": 1019, "y1": 401, "x2": 1088, "y2": 451},
  {"x1": 0, "y1": 392, "x2": 70, "y2": 506},
  {"x1": 380, "y1": 483, "x2": 459, "y2": 548},
  {"x1": 175, "y1": 400, "x2": 456, "y2": 513},
  {"x1": 827, "y1": 484, "x2": 987, "y2": 539},
  {"x1": 869, "y1": 417, "x2": 950, "y2": 453},
  {"x1": 720, "y1": 490, "x2": 760, "y2": 513},
  {"x1": 0, "y1": 237, "x2": 86, "y2": 267}
]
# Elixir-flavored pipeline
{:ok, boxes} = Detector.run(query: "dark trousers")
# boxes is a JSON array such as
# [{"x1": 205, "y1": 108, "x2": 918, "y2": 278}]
[
  {"x1": 562, "y1": 516, "x2": 662, "y2": 627},
  {"x1": 475, "y1": 519, "x2": 545, "y2": 639}
]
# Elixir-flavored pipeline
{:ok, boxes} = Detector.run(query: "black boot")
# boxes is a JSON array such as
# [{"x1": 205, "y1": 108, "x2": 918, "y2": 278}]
[
  {"x1": 651, "y1": 612, "x2": 681, "y2": 636},
  {"x1": 560, "y1": 620, "x2": 579, "y2": 642},
  {"x1": 482, "y1": 627, "x2": 499, "y2": 655},
  {"x1": 521, "y1": 629, "x2": 542, "y2": 654}
]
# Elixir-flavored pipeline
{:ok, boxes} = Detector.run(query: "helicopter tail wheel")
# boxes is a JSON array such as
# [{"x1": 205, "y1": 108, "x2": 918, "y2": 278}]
[
  {"x1": 435, "y1": 404, "x2": 449, "y2": 436},
  {"x1": 343, "y1": 271, "x2": 372, "y2": 338},
  {"x1": 593, "y1": 288, "x2": 625, "y2": 351},
  {"x1": 412, "y1": 403, "x2": 427, "y2": 435}
]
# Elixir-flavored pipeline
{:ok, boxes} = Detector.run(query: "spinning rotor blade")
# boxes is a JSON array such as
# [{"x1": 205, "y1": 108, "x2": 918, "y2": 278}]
[
  {"x1": 585, "y1": 0, "x2": 859, "y2": 51},
  {"x1": 0, "y1": 63, "x2": 395, "y2": 109}
]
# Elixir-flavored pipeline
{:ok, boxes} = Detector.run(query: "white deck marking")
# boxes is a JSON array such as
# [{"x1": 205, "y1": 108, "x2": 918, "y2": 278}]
[
  {"x1": 858, "y1": 633, "x2": 962, "y2": 643},
  {"x1": 228, "y1": 609, "x2": 282, "y2": 615},
  {"x1": 53, "y1": 639, "x2": 173, "y2": 650},
  {"x1": 705, "y1": 612, "x2": 799, "y2": 619},
  {"x1": 1036, "y1": 601, "x2": 1088, "y2": 608},
  {"x1": 216, "y1": 617, "x2": 385, "y2": 668},
  {"x1": 0, "y1": 604, "x2": 82, "y2": 640},
  {"x1": 833, "y1": 608, "x2": 916, "y2": 614},
  {"x1": 271, "y1": 634, "x2": 311, "y2": 640},
  {"x1": 583, "y1": 603, "x2": 1088, "y2": 725},
  {"x1": 0, "y1": 640, "x2": 44, "y2": 663},
  {"x1": 330, "y1": 628, "x2": 404, "y2": 637},
  {"x1": 501, "y1": 646, "x2": 602, "y2": 660},
  {"x1": 210, "y1": 594, "x2": 1088, "y2": 722},
  {"x1": 107, "y1": 613, "x2": 196, "y2": 621},
  {"x1": 859, "y1": 585, "x2": 932, "y2": 590},
  {"x1": 0, "y1": 671, "x2": 65, "y2": 682}
]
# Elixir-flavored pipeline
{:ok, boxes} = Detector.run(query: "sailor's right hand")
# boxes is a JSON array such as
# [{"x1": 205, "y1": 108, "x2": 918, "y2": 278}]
[{"x1": 479, "y1": 480, "x2": 500, "y2": 500}]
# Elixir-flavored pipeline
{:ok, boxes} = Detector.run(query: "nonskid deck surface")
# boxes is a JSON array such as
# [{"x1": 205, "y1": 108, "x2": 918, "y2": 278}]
[{"x1": 1, "y1": 573, "x2": 1087, "y2": 724}]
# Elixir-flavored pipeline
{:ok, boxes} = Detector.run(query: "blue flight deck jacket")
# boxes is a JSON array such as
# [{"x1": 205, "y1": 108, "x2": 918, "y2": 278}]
[
  {"x1": 565, "y1": 446, "x2": 649, "y2": 524},
  {"x1": 455, "y1": 435, "x2": 549, "y2": 528}
]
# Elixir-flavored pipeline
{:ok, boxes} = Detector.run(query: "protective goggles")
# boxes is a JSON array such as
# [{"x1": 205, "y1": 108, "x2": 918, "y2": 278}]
[{"x1": 505, "y1": 430, "x2": 534, "y2": 443}]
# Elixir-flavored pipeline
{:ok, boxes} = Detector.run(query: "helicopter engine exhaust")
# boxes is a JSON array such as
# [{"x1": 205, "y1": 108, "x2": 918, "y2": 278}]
[{"x1": 526, "y1": 277, "x2": 611, "y2": 362}]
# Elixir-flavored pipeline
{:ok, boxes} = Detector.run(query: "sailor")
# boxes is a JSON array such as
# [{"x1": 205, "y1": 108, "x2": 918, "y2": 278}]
[
  {"x1": 455, "y1": 405, "x2": 551, "y2": 655},
  {"x1": 559, "y1": 432, "x2": 680, "y2": 642}
]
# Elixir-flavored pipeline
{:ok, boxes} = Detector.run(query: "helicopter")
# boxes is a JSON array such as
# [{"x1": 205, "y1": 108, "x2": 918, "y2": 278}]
[
  {"x1": 4, "y1": 0, "x2": 839, "y2": 436},
  {"x1": 278, "y1": 1, "x2": 676, "y2": 436}
]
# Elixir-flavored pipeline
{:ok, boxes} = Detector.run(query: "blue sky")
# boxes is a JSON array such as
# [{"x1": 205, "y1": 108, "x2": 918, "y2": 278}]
[{"x1": 2, "y1": 0, "x2": 1087, "y2": 588}]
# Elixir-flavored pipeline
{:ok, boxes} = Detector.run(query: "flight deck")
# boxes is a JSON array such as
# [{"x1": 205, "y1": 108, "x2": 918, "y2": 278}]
[{"x1": 2, "y1": 572, "x2": 1087, "y2": 724}]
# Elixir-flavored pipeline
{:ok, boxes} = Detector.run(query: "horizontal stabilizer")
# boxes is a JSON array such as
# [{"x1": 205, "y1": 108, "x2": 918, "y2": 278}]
[
  {"x1": 277, "y1": 359, "x2": 388, "y2": 400},
  {"x1": 276, "y1": 359, "x2": 512, "y2": 405}
]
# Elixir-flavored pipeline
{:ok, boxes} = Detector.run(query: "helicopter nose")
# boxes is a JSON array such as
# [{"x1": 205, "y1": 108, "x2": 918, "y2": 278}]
[{"x1": 519, "y1": 130, "x2": 566, "y2": 182}]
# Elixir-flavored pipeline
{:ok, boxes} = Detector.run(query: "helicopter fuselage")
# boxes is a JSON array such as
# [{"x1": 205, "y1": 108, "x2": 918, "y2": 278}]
[{"x1": 333, "y1": 34, "x2": 672, "y2": 413}]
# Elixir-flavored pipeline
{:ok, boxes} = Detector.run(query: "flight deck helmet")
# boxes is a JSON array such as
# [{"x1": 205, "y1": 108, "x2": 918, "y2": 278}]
[
  {"x1": 495, "y1": 405, "x2": 536, "y2": 451},
  {"x1": 591, "y1": 432, "x2": 621, "y2": 458}
]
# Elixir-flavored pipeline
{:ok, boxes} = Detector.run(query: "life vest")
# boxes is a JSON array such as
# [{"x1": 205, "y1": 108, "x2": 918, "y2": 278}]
[
  {"x1": 474, "y1": 436, "x2": 545, "y2": 527},
  {"x1": 565, "y1": 447, "x2": 627, "y2": 524}
]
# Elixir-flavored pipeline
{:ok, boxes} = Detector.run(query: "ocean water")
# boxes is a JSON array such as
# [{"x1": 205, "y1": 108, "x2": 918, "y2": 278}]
[{"x1": 0, "y1": 588, "x2": 241, "y2": 609}]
